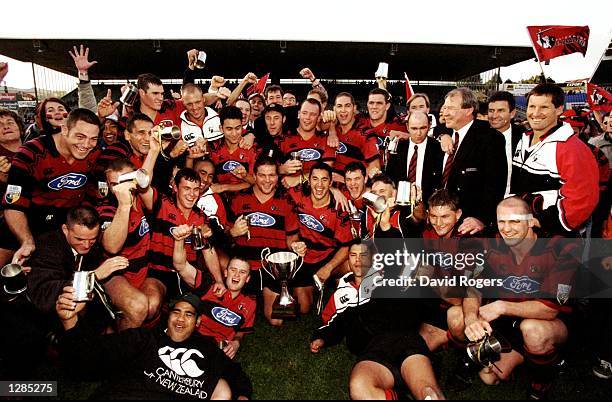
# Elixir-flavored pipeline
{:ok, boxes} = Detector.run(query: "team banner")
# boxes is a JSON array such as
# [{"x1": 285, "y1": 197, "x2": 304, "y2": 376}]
[
  {"x1": 246, "y1": 73, "x2": 270, "y2": 96},
  {"x1": 527, "y1": 25, "x2": 589, "y2": 62},
  {"x1": 587, "y1": 82, "x2": 612, "y2": 113}
]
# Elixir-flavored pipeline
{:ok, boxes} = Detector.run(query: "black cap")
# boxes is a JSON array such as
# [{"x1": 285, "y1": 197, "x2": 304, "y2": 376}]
[
  {"x1": 264, "y1": 102, "x2": 285, "y2": 116},
  {"x1": 169, "y1": 293, "x2": 202, "y2": 314}
]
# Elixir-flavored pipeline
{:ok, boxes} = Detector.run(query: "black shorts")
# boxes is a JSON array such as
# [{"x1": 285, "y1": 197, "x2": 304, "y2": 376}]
[
  {"x1": 147, "y1": 269, "x2": 189, "y2": 301},
  {"x1": 0, "y1": 218, "x2": 19, "y2": 251},
  {"x1": 242, "y1": 269, "x2": 263, "y2": 296},
  {"x1": 490, "y1": 312, "x2": 573, "y2": 355},
  {"x1": 263, "y1": 253, "x2": 335, "y2": 293},
  {"x1": 421, "y1": 299, "x2": 450, "y2": 331},
  {"x1": 356, "y1": 331, "x2": 431, "y2": 388}
]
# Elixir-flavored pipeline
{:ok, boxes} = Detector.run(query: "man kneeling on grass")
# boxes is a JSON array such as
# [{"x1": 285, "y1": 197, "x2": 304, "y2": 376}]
[
  {"x1": 172, "y1": 224, "x2": 256, "y2": 359},
  {"x1": 310, "y1": 242, "x2": 445, "y2": 400}
]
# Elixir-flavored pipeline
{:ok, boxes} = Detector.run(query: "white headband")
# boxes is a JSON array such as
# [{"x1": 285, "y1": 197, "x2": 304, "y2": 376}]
[{"x1": 498, "y1": 214, "x2": 533, "y2": 221}]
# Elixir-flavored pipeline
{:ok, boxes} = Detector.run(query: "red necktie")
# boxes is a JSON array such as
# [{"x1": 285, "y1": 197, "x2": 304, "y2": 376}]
[
  {"x1": 442, "y1": 132, "x2": 459, "y2": 187},
  {"x1": 408, "y1": 145, "x2": 418, "y2": 183}
]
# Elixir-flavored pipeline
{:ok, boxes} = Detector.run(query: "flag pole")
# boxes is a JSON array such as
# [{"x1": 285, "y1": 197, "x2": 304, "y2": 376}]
[{"x1": 526, "y1": 27, "x2": 548, "y2": 83}]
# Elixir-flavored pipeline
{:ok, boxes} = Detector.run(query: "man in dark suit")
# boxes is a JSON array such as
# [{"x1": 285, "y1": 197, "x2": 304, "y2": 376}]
[
  {"x1": 438, "y1": 88, "x2": 507, "y2": 234},
  {"x1": 385, "y1": 110, "x2": 444, "y2": 205},
  {"x1": 487, "y1": 91, "x2": 524, "y2": 197}
]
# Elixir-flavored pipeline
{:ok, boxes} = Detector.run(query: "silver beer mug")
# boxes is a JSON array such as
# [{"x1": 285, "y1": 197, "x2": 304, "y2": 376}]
[
  {"x1": 118, "y1": 168, "x2": 151, "y2": 189},
  {"x1": 158, "y1": 120, "x2": 182, "y2": 140},
  {"x1": 195, "y1": 51, "x2": 207, "y2": 69},
  {"x1": 119, "y1": 84, "x2": 138, "y2": 107},
  {"x1": 362, "y1": 192, "x2": 387, "y2": 214},
  {"x1": 72, "y1": 271, "x2": 96, "y2": 302},
  {"x1": 1, "y1": 263, "x2": 27, "y2": 296},
  {"x1": 261, "y1": 248, "x2": 303, "y2": 319}
]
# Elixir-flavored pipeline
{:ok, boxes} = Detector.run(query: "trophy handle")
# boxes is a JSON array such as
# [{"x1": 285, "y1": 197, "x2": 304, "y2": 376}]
[
  {"x1": 290, "y1": 255, "x2": 304, "y2": 280},
  {"x1": 260, "y1": 248, "x2": 272, "y2": 277}
]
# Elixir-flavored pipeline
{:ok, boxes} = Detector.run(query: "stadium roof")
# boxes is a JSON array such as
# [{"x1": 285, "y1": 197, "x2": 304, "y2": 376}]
[{"x1": 0, "y1": 39, "x2": 534, "y2": 82}]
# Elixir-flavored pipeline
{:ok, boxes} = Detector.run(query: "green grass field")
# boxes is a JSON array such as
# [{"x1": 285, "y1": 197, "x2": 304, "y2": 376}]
[{"x1": 43, "y1": 307, "x2": 611, "y2": 400}]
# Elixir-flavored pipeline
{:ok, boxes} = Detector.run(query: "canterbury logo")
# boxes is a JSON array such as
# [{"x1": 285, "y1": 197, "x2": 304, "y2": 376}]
[{"x1": 158, "y1": 347, "x2": 205, "y2": 378}]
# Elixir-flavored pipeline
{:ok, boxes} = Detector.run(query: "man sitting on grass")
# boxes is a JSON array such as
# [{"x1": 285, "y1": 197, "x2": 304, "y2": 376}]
[{"x1": 310, "y1": 241, "x2": 445, "y2": 400}]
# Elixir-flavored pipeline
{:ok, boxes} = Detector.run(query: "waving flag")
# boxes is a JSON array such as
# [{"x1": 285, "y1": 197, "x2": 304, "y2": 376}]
[
  {"x1": 587, "y1": 82, "x2": 612, "y2": 113},
  {"x1": 404, "y1": 72, "x2": 414, "y2": 101},
  {"x1": 246, "y1": 73, "x2": 270, "y2": 96},
  {"x1": 527, "y1": 26, "x2": 590, "y2": 62},
  {"x1": 0, "y1": 62, "x2": 8, "y2": 83}
]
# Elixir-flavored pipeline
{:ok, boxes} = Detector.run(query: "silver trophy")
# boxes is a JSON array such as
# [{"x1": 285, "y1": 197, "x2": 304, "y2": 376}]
[
  {"x1": 362, "y1": 192, "x2": 387, "y2": 213},
  {"x1": 118, "y1": 168, "x2": 150, "y2": 189},
  {"x1": 261, "y1": 248, "x2": 303, "y2": 319},
  {"x1": 191, "y1": 226, "x2": 210, "y2": 251},
  {"x1": 119, "y1": 84, "x2": 138, "y2": 107},
  {"x1": 72, "y1": 271, "x2": 96, "y2": 302},
  {"x1": 1, "y1": 263, "x2": 27, "y2": 298},
  {"x1": 195, "y1": 51, "x2": 207, "y2": 69},
  {"x1": 157, "y1": 120, "x2": 182, "y2": 140}
]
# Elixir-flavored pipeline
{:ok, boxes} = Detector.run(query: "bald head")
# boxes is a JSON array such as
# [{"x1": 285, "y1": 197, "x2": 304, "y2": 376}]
[
  {"x1": 497, "y1": 197, "x2": 531, "y2": 216},
  {"x1": 406, "y1": 110, "x2": 430, "y2": 144}
]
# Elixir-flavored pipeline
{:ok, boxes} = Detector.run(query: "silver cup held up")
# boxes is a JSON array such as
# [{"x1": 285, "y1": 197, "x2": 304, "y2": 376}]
[
  {"x1": 158, "y1": 120, "x2": 182, "y2": 140},
  {"x1": 119, "y1": 84, "x2": 138, "y2": 107},
  {"x1": 362, "y1": 192, "x2": 387, "y2": 214},
  {"x1": 1, "y1": 263, "x2": 27, "y2": 296},
  {"x1": 191, "y1": 226, "x2": 211, "y2": 251},
  {"x1": 72, "y1": 271, "x2": 96, "y2": 302},
  {"x1": 195, "y1": 51, "x2": 207, "y2": 69}
]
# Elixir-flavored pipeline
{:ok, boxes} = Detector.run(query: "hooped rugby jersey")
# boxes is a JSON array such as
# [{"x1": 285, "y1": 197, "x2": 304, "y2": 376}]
[
  {"x1": 197, "y1": 288, "x2": 256, "y2": 343},
  {"x1": 229, "y1": 188, "x2": 299, "y2": 270},
  {"x1": 333, "y1": 122, "x2": 380, "y2": 175},
  {"x1": 210, "y1": 143, "x2": 257, "y2": 185},
  {"x1": 278, "y1": 131, "x2": 336, "y2": 174}
]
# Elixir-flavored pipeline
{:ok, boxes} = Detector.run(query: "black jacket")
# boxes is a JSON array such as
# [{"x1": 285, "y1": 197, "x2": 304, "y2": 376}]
[
  {"x1": 27, "y1": 230, "x2": 103, "y2": 315},
  {"x1": 445, "y1": 119, "x2": 507, "y2": 229}
]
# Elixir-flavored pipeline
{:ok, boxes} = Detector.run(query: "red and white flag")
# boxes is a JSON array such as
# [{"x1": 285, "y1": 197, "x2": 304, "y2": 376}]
[
  {"x1": 246, "y1": 73, "x2": 270, "y2": 96},
  {"x1": 0, "y1": 62, "x2": 8, "y2": 83},
  {"x1": 404, "y1": 72, "x2": 414, "y2": 101},
  {"x1": 587, "y1": 82, "x2": 612, "y2": 113},
  {"x1": 527, "y1": 25, "x2": 589, "y2": 62}
]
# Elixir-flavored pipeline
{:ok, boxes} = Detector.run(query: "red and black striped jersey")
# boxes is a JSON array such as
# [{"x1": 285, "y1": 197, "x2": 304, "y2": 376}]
[
  {"x1": 2, "y1": 134, "x2": 97, "y2": 215},
  {"x1": 148, "y1": 189, "x2": 207, "y2": 272},
  {"x1": 152, "y1": 99, "x2": 185, "y2": 126},
  {"x1": 197, "y1": 288, "x2": 256, "y2": 343},
  {"x1": 278, "y1": 132, "x2": 336, "y2": 174},
  {"x1": 210, "y1": 143, "x2": 257, "y2": 185},
  {"x1": 480, "y1": 237, "x2": 580, "y2": 313},
  {"x1": 360, "y1": 117, "x2": 408, "y2": 159},
  {"x1": 287, "y1": 187, "x2": 352, "y2": 264},
  {"x1": 97, "y1": 197, "x2": 151, "y2": 274},
  {"x1": 229, "y1": 188, "x2": 299, "y2": 270},
  {"x1": 334, "y1": 123, "x2": 380, "y2": 174}
]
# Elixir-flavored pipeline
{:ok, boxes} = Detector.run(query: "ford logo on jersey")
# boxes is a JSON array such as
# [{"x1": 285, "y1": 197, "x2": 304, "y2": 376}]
[
  {"x1": 222, "y1": 160, "x2": 243, "y2": 172},
  {"x1": 47, "y1": 173, "x2": 88, "y2": 191},
  {"x1": 337, "y1": 142, "x2": 348, "y2": 154},
  {"x1": 212, "y1": 307, "x2": 241, "y2": 326},
  {"x1": 299, "y1": 148, "x2": 322, "y2": 161},
  {"x1": 247, "y1": 212, "x2": 276, "y2": 227},
  {"x1": 139, "y1": 217, "x2": 150, "y2": 237},
  {"x1": 502, "y1": 276, "x2": 540, "y2": 294},
  {"x1": 299, "y1": 214, "x2": 325, "y2": 232}
]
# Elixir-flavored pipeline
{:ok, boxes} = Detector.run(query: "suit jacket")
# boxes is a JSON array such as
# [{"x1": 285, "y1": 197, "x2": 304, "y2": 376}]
[
  {"x1": 27, "y1": 230, "x2": 103, "y2": 315},
  {"x1": 385, "y1": 137, "x2": 444, "y2": 205},
  {"x1": 446, "y1": 119, "x2": 507, "y2": 229}
]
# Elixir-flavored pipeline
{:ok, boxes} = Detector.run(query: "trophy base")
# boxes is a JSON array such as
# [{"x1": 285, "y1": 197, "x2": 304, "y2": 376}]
[{"x1": 271, "y1": 300, "x2": 299, "y2": 320}]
